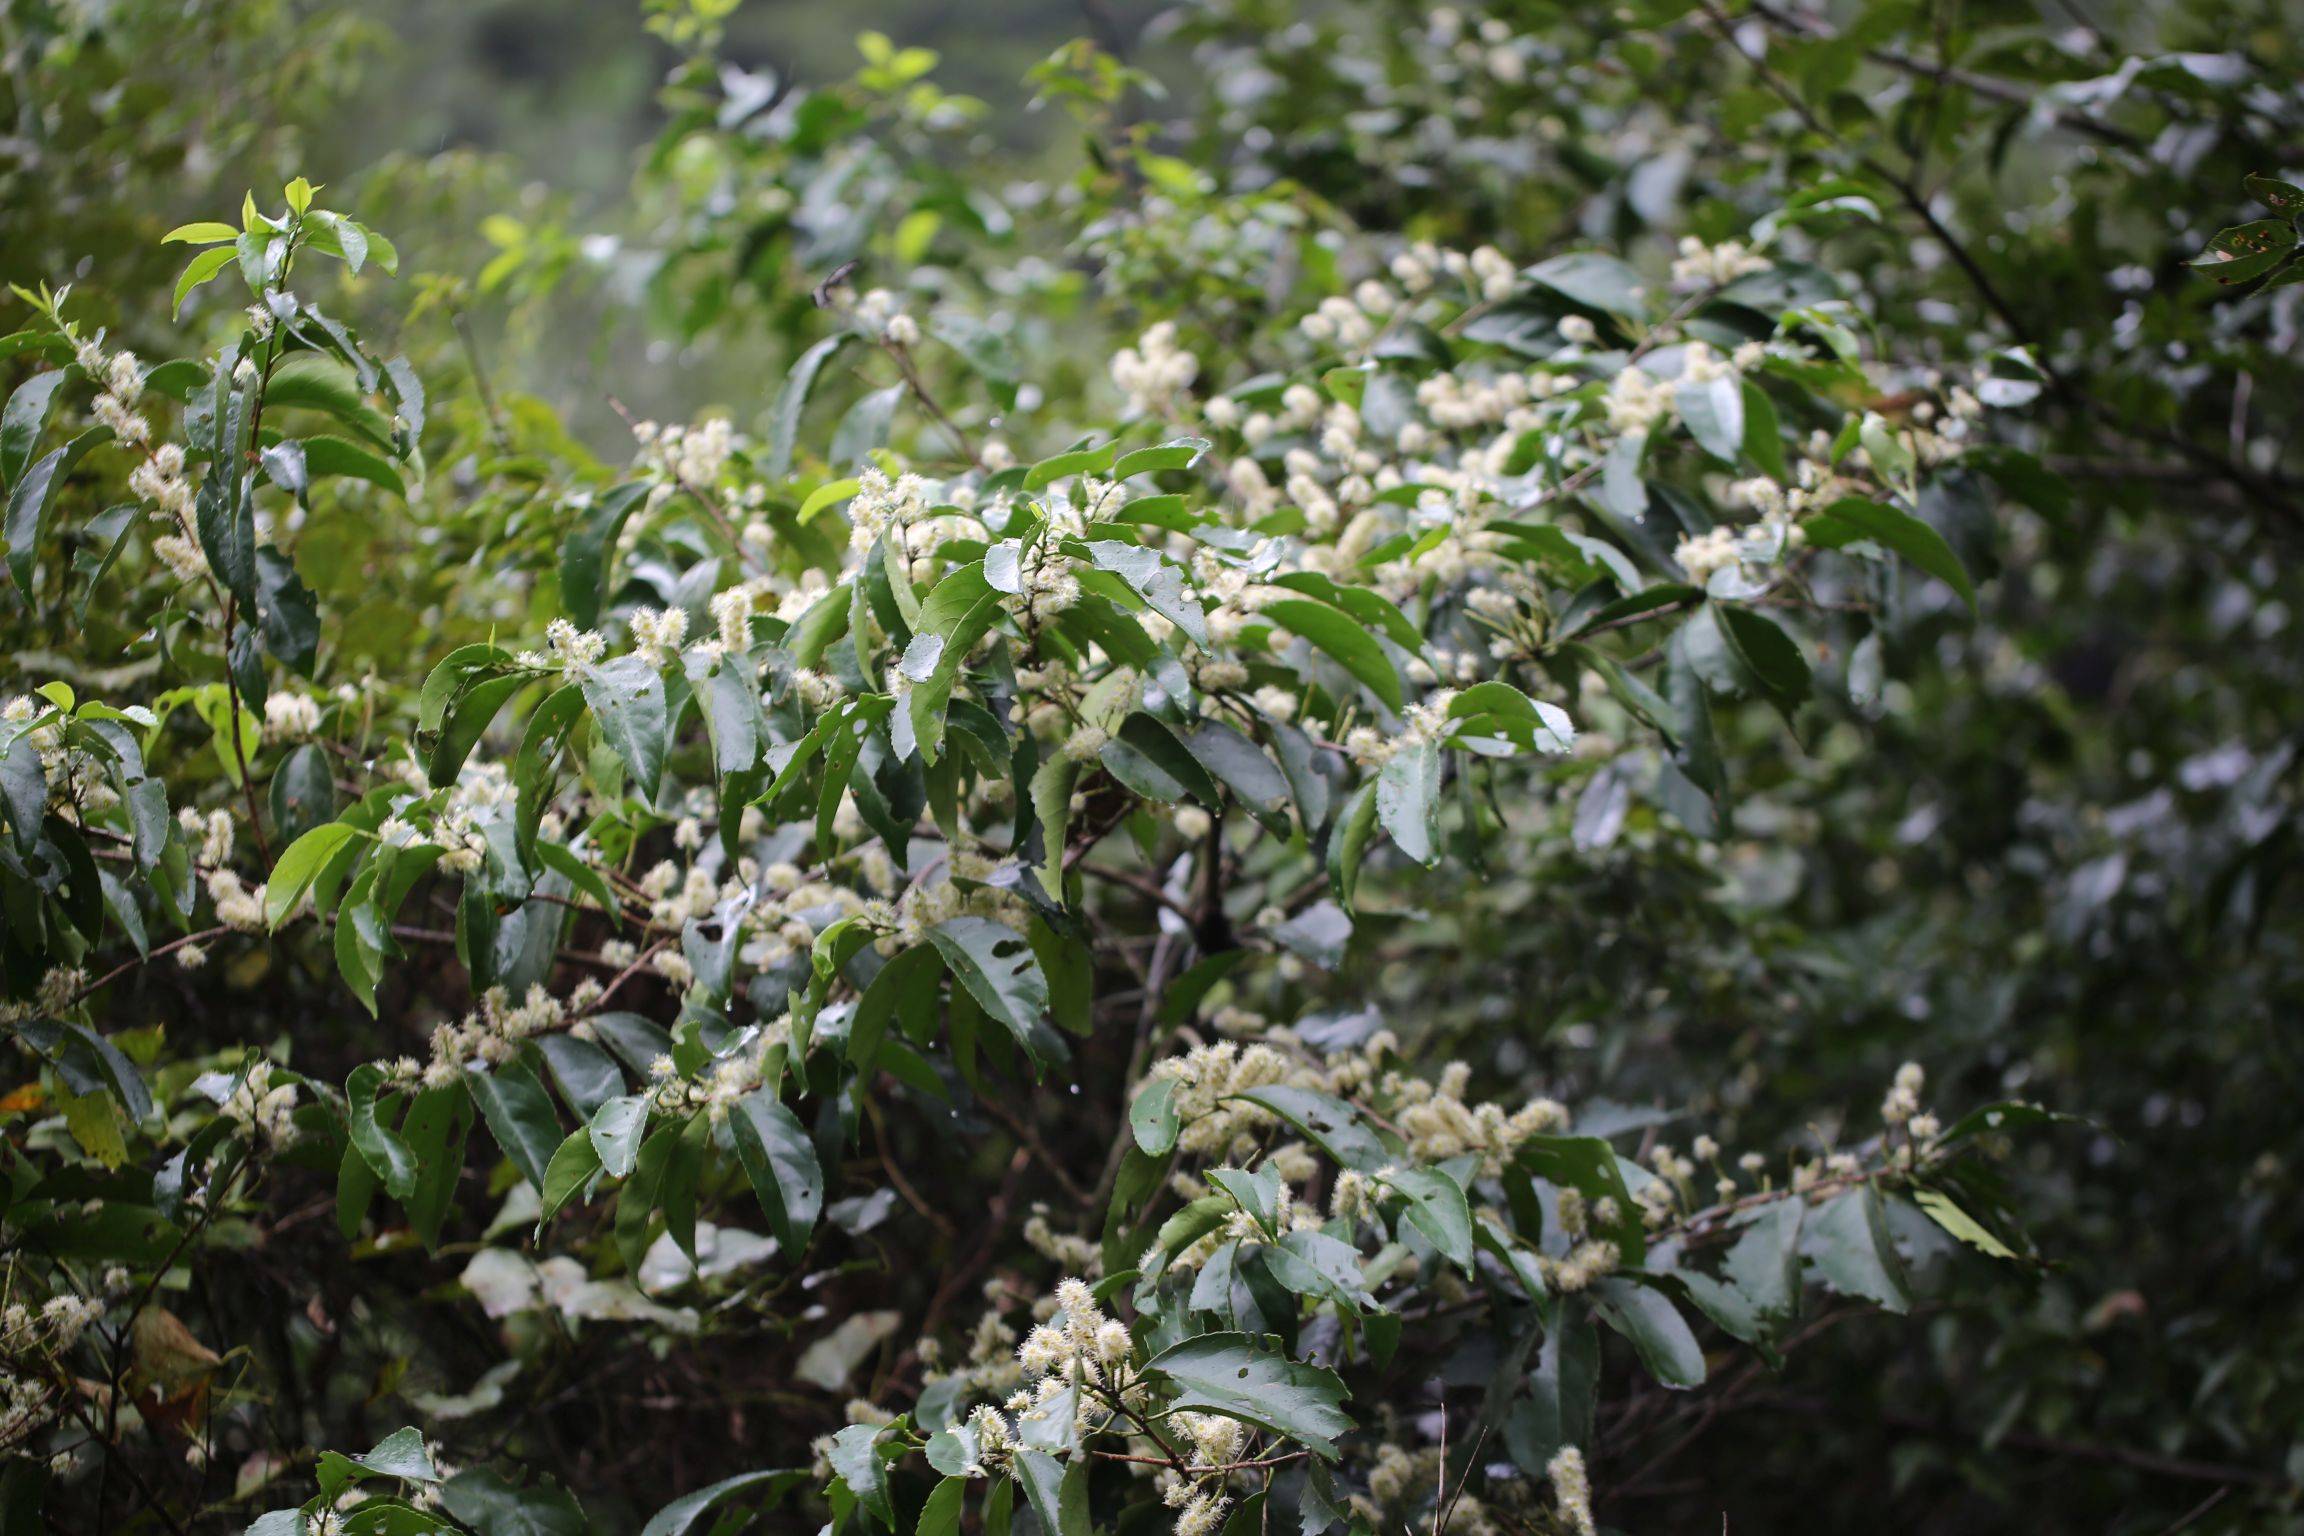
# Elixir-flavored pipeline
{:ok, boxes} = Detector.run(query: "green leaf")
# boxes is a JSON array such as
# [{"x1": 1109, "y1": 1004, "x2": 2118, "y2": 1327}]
[
  {"x1": 1382, "y1": 1165, "x2": 1474, "y2": 1267},
  {"x1": 163, "y1": 221, "x2": 241, "y2": 246},
  {"x1": 536, "y1": 1034, "x2": 623, "y2": 1122},
  {"x1": 265, "y1": 822, "x2": 358, "y2": 928},
  {"x1": 1327, "y1": 779, "x2": 1379, "y2": 906},
  {"x1": 1085, "y1": 541, "x2": 1208, "y2": 646},
  {"x1": 1506, "y1": 1313, "x2": 1599, "y2": 1475},
  {"x1": 1012, "y1": 1451, "x2": 1088, "y2": 1536},
  {"x1": 465, "y1": 1061, "x2": 562, "y2": 1192},
  {"x1": 1716, "y1": 605, "x2": 1810, "y2": 716},
  {"x1": 1259, "y1": 598, "x2": 1402, "y2": 709},
  {"x1": 638, "y1": 1471, "x2": 808, "y2": 1536},
  {"x1": 1444, "y1": 680, "x2": 1575, "y2": 754},
  {"x1": 318, "y1": 1426, "x2": 440, "y2": 1494},
  {"x1": 7, "y1": 427, "x2": 109, "y2": 596},
  {"x1": 534, "y1": 842, "x2": 620, "y2": 931},
  {"x1": 1517, "y1": 1136, "x2": 1645, "y2": 1264},
  {"x1": 198, "y1": 360, "x2": 258, "y2": 606},
  {"x1": 419, "y1": 643, "x2": 516, "y2": 733},
  {"x1": 1234, "y1": 1085, "x2": 1387, "y2": 1172},
  {"x1": 560, "y1": 483, "x2": 648, "y2": 631},
  {"x1": 1210, "y1": 1164, "x2": 1287, "y2": 1239},
  {"x1": 578, "y1": 654, "x2": 669, "y2": 802},
  {"x1": 439, "y1": 1468, "x2": 588, "y2": 1536},
  {"x1": 1593, "y1": 1277, "x2": 1706, "y2": 1388},
  {"x1": 1109, "y1": 713, "x2": 1220, "y2": 805},
  {"x1": 1, "y1": 369, "x2": 66, "y2": 488},
  {"x1": 848, "y1": 942, "x2": 943, "y2": 1072},
  {"x1": 1741, "y1": 379, "x2": 1787, "y2": 481},
  {"x1": 1182, "y1": 719, "x2": 1292, "y2": 830},
  {"x1": 1914, "y1": 1187, "x2": 2016, "y2": 1259},
  {"x1": 767, "y1": 334, "x2": 852, "y2": 478},
  {"x1": 614, "y1": 1122, "x2": 679, "y2": 1271},
  {"x1": 264, "y1": 353, "x2": 396, "y2": 450},
  {"x1": 928, "y1": 917, "x2": 1055, "y2": 1064},
  {"x1": 828, "y1": 1425, "x2": 896, "y2": 1528},
  {"x1": 728, "y1": 1092, "x2": 823, "y2": 1251},
  {"x1": 267, "y1": 746, "x2": 336, "y2": 861},
  {"x1": 1130, "y1": 1077, "x2": 1180, "y2": 1156},
  {"x1": 1525, "y1": 252, "x2": 1648, "y2": 316},
  {"x1": 2188, "y1": 218, "x2": 2297, "y2": 285},
  {"x1": 1677, "y1": 371, "x2": 1744, "y2": 462},
  {"x1": 1721, "y1": 1197, "x2": 1803, "y2": 1324},
  {"x1": 2245, "y1": 173, "x2": 2304, "y2": 215},
  {"x1": 1113, "y1": 436, "x2": 1210, "y2": 478},
  {"x1": 1805, "y1": 1185, "x2": 1911, "y2": 1313},
  {"x1": 1026, "y1": 753, "x2": 1078, "y2": 900},
  {"x1": 401, "y1": 1084, "x2": 472, "y2": 1252},
  {"x1": 797, "y1": 476, "x2": 861, "y2": 524},
  {"x1": 1376, "y1": 737, "x2": 1441, "y2": 864},
  {"x1": 428, "y1": 671, "x2": 527, "y2": 788},
  {"x1": 1804, "y1": 497, "x2": 1977, "y2": 612},
  {"x1": 588, "y1": 1094, "x2": 648, "y2": 1179},
  {"x1": 1597, "y1": 432, "x2": 1647, "y2": 522},
  {"x1": 1933, "y1": 1099, "x2": 2083, "y2": 1146},
  {"x1": 916, "y1": 1477, "x2": 967, "y2": 1536},
  {"x1": 537, "y1": 1129, "x2": 602, "y2": 1227},
  {"x1": 1266, "y1": 570, "x2": 1424, "y2": 651},
  {"x1": 344, "y1": 1063, "x2": 418, "y2": 1199},
  {"x1": 1025, "y1": 440, "x2": 1116, "y2": 490},
  {"x1": 299, "y1": 435, "x2": 406, "y2": 497},
  {"x1": 1143, "y1": 1332, "x2": 1354, "y2": 1458}
]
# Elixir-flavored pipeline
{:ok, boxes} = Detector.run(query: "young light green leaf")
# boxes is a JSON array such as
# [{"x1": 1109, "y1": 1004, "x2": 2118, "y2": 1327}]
[{"x1": 266, "y1": 822, "x2": 359, "y2": 928}]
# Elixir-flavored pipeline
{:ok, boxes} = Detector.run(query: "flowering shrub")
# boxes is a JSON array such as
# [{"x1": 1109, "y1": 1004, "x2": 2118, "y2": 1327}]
[{"x1": 3, "y1": 0, "x2": 2297, "y2": 1532}]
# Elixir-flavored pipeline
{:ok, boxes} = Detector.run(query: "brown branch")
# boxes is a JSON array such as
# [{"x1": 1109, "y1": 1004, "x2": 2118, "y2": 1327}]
[
  {"x1": 976, "y1": 1091, "x2": 1096, "y2": 1207},
  {"x1": 1751, "y1": 1395, "x2": 2296, "y2": 1490}
]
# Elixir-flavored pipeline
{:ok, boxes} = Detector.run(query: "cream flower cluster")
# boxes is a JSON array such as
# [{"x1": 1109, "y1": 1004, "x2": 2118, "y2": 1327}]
[
  {"x1": 1393, "y1": 1059, "x2": 1570, "y2": 1176},
  {"x1": 848, "y1": 287, "x2": 919, "y2": 347},
  {"x1": 949, "y1": 1277, "x2": 1144, "y2": 1464},
  {"x1": 220, "y1": 1060, "x2": 301, "y2": 1145},
  {"x1": 1112, "y1": 321, "x2": 1200, "y2": 417},
  {"x1": 846, "y1": 466, "x2": 934, "y2": 552},
  {"x1": 632, "y1": 415, "x2": 735, "y2": 487},
  {"x1": 384, "y1": 981, "x2": 578, "y2": 1090},
  {"x1": 1669, "y1": 235, "x2": 1772, "y2": 291},
  {"x1": 0, "y1": 696, "x2": 119, "y2": 823}
]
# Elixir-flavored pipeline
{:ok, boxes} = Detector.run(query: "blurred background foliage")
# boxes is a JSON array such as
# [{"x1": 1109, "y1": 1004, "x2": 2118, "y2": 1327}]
[{"x1": 4, "y1": 0, "x2": 2302, "y2": 1530}]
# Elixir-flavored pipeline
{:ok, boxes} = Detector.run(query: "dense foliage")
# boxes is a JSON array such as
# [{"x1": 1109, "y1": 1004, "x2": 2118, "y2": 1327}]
[{"x1": 2, "y1": 0, "x2": 2299, "y2": 1532}]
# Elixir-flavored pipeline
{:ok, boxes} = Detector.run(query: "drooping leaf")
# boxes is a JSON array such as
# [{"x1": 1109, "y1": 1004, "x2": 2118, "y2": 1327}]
[
  {"x1": 638, "y1": 1470, "x2": 809, "y2": 1536},
  {"x1": 1383, "y1": 1165, "x2": 1474, "y2": 1267},
  {"x1": 1593, "y1": 1277, "x2": 1706, "y2": 1388},
  {"x1": 1376, "y1": 737, "x2": 1441, "y2": 864},
  {"x1": 578, "y1": 654, "x2": 669, "y2": 802},
  {"x1": 728, "y1": 1092, "x2": 823, "y2": 1251},
  {"x1": 927, "y1": 917, "x2": 1055, "y2": 1064},
  {"x1": 265, "y1": 822, "x2": 359, "y2": 928},
  {"x1": 465, "y1": 1060, "x2": 562, "y2": 1192},
  {"x1": 1805, "y1": 496, "x2": 1978, "y2": 612},
  {"x1": 1012, "y1": 1450, "x2": 1089, "y2": 1536},
  {"x1": 1143, "y1": 1332, "x2": 1354, "y2": 1458},
  {"x1": 1805, "y1": 1185, "x2": 1911, "y2": 1313},
  {"x1": 1259, "y1": 598, "x2": 1402, "y2": 709}
]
